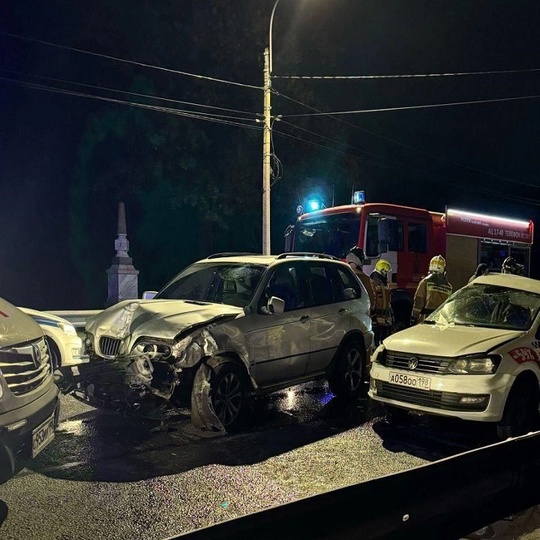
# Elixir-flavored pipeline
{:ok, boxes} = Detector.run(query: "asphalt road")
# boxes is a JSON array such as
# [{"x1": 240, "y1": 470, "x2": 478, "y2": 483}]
[{"x1": 0, "y1": 383, "x2": 530, "y2": 540}]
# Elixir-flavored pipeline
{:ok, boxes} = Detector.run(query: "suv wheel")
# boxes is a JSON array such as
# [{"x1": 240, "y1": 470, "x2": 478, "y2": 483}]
[
  {"x1": 328, "y1": 339, "x2": 365, "y2": 397},
  {"x1": 497, "y1": 379, "x2": 539, "y2": 440},
  {"x1": 210, "y1": 362, "x2": 250, "y2": 433}
]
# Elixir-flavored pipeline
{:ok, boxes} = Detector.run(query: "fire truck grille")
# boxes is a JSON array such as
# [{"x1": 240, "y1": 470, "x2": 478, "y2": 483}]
[
  {"x1": 99, "y1": 337, "x2": 122, "y2": 358},
  {"x1": 384, "y1": 351, "x2": 451, "y2": 374},
  {"x1": 375, "y1": 381, "x2": 488, "y2": 411},
  {"x1": 0, "y1": 338, "x2": 51, "y2": 396}
]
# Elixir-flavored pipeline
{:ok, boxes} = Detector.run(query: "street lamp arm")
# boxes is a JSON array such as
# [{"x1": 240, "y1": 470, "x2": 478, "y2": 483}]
[{"x1": 268, "y1": 0, "x2": 281, "y2": 75}]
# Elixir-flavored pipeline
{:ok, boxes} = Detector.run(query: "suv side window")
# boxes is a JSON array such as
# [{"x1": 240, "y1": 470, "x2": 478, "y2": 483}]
[
  {"x1": 334, "y1": 266, "x2": 361, "y2": 300},
  {"x1": 260, "y1": 263, "x2": 307, "y2": 312},
  {"x1": 307, "y1": 264, "x2": 332, "y2": 306}
]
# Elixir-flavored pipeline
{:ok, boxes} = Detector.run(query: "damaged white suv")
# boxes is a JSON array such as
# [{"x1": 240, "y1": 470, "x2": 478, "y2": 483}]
[{"x1": 76, "y1": 253, "x2": 373, "y2": 432}]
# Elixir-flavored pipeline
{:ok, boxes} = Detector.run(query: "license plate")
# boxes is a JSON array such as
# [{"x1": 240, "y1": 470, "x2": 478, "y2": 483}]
[
  {"x1": 389, "y1": 371, "x2": 431, "y2": 391},
  {"x1": 32, "y1": 414, "x2": 56, "y2": 458}
]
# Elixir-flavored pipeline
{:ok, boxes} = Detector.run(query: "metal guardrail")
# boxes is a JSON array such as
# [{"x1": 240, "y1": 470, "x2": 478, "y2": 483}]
[
  {"x1": 48, "y1": 310, "x2": 102, "y2": 330},
  {"x1": 170, "y1": 430, "x2": 540, "y2": 540}
]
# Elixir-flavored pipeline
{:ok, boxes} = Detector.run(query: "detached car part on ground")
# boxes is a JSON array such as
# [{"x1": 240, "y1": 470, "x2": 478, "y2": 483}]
[
  {"x1": 74, "y1": 253, "x2": 374, "y2": 432},
  {"x1": 369, "y1": 273, "x2": 540, "y2": 440},
  {"x1": 0, "y1": 298, "x2": 60, "y2": 484}
]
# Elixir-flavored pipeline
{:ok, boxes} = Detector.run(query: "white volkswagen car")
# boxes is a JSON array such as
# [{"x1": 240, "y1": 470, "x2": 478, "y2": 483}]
[{"x1": 369, "y1": 273, "x2": 540, "y2": 439}]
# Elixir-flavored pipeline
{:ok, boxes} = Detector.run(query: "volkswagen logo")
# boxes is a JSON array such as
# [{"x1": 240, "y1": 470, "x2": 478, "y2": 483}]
[{"x1": 408, "y1": 356, "x2": 419, "y2": 370}]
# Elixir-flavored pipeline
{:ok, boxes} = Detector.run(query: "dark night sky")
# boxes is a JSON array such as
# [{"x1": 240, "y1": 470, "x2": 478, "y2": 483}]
[{"x1": 1, "y1": 1, "x2": 540, "y2": 309}]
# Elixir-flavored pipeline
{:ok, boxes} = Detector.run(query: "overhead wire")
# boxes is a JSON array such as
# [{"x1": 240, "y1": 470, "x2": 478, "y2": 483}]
[
  {"x1": 0, "y1": 68, "x2": 261, "y2": 119},
  {"x1": 272, "y1": 128, "x2": 540, "y2": 207},
  {"x1": 0, "y1": 76, "x2": 262, "y2": 130},
  {"x1": 273, "y1": 66, "x2": 540, "y2": 79},
  {"x1": 274, "y1": 88, "x2": 540, "y2": 190},
  {"x1": 0, "y1": 29, "x2": 262, "y2": 90},
  {"x1": 279, "y1": 93, "x2": 540, "y2": 117}
]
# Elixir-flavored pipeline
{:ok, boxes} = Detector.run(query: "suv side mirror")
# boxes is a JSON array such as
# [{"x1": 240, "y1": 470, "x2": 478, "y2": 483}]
[
  {"x1": 142, "y1": 291, "x2": 158, "y2": 300},
  {"x1": 267, "y1": 296, "x2": 285, "y2": 314}
]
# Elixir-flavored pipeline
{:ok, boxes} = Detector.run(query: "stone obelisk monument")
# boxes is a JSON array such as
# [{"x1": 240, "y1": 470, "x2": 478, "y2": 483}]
[{"x1": 106, "y1": 201, "x2": 139, "y2": 306}]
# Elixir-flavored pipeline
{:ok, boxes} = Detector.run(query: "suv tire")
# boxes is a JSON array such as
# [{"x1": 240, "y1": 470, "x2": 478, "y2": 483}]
[
  {"x1": 328, "y1": 339, "x2": 365, "y2": 397},
  {"x1": 210, "y1": 362, "x2": 251, "y2": 433}
]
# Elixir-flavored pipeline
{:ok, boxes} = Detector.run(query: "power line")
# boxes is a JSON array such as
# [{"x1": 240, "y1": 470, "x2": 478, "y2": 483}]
[
  {"x1": 280, "y1": 94, "x2": 540, "y2": 118},
  {"x1": 272, "y1": 128, "x2": 540, "y2": 207},
  {"x1": 0, "y1": 77, "x2": 262, "y2": 130},
  {"x1": 0, "y1": 68, "x2": 261, "y2": 119},
  {"x1": 273, "y1": 67, "x2": 540, "y2": 80},
  {"x1": 0, "y1": 29, "x2": 262, "y2": 90},
  {"x1": 275, "y1": 89, "x2": 540, "y2": 191}
]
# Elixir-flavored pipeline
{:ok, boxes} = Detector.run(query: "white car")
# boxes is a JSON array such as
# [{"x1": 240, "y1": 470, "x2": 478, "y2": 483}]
[
  {"x1": 20, "y1": 308, "x2": 83, "y2": 370},
  {"x1": 369, "y1": 273, "x2": 540, "y2": 439}
]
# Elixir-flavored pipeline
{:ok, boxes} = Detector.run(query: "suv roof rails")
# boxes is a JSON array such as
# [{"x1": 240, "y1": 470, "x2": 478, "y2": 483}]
[
  {"x1": 206, "y1": 252, "x2": 262, "y2": 259},
  {"x1": 276, "y1": 252, "x2": 339, "y2": 260}
]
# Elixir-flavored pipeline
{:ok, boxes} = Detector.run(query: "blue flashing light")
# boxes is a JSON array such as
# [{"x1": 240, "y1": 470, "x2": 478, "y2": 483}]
[
  {"x1": 307, "y1": 199, "x2": 321, "y2": 211},
  {"x1": 352, "y1": 190, "x2": 365, "y2": 204}
]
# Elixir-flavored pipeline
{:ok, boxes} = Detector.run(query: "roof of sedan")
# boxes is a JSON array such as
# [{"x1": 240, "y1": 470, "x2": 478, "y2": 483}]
[{"x1": 472, "y1": 273, "x2": 540, "y2": 295}]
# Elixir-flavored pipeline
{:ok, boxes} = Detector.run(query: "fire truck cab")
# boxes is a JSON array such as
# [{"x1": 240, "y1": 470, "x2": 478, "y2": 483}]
[{"x1": 285, "y1": 200, "x2": 534, "y2": 328}]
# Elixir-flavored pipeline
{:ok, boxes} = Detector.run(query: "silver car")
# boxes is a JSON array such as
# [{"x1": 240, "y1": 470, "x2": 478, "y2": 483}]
[
  {"x1": 0, "y1": 297, "x2": 60, "y2": 483},
  {"x1": 77, "y1": 253, "x2": 373, "y2": 432}
]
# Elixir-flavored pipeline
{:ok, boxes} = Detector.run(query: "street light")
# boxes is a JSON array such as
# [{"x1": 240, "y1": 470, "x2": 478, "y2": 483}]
[{"x1": 262, "y1": 0, "x2": 282, "y2": 255}]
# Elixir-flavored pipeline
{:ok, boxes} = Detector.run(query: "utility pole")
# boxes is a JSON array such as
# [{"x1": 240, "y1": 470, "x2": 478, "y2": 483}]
[{"x1": 262, "y1": 47, "x2": 272, "y2": 255}]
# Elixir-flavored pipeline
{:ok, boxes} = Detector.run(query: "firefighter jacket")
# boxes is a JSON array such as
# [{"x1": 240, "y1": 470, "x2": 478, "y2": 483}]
[
  {"x1": 370, "y1": 270, "x2": 393, "y2": 327},
  {"x1": 411, "y1": 273, "x2": 453, "y2": 322},
  {"x1": 352, "y1": 267, "x2": 376, "y2": 314}
]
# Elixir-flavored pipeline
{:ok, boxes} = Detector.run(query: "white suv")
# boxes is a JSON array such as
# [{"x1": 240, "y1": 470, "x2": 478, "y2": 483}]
[{"x1": 77, "y1": 253, "x2": 374, "y2": 432}]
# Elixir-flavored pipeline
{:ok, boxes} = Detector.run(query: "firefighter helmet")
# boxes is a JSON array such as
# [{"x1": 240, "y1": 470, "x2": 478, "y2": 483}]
[
  {"x1": 346, "y1": 246, "x2": 366, "y2": 267},
  {"x1": 429, "y1": 255, "x2": 446, "y2": 274},
  {"x1": 375, "y1": 259, "x2": 392, "y2": 276},
  {"x1": 501, "y1": 256, "x2": 517, "y2": 274}
]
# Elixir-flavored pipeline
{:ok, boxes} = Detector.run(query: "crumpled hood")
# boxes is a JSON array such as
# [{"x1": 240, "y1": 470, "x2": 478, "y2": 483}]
[
  {"x1": 383, "y1": 323, "x2": 523, "y2": 357},
  {"x1": 86, "y1": 299, "x2": 243, "y2": 341}
]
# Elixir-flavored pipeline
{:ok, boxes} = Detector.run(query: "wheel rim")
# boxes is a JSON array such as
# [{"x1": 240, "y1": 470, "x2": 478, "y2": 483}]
[
  {"x1": 344, "y1": 347, "x2": 363, "y2": 391},
  {"x1": 213, "y1": 372, "x2": 243, "y2": 426}
]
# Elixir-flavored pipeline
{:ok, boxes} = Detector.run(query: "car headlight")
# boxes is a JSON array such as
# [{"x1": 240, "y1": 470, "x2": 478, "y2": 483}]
[
  {"x1": 371, "y1": 344, "x2": 386, "y2": 365},
  {"x1": 133, "y1": 340, "x2": 172, "y2": 360},
  {"x1": 447, "y1": 354, "x2": 501, "y2": 374},
  {"x1": 59, "y1": 322, "x2": 77, "y2": 336}
]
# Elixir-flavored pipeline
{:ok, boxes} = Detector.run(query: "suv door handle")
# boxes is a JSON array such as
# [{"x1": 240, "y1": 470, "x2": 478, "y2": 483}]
[{"x1": 300, "y1": 315, "x2": 310, "y2": 323}]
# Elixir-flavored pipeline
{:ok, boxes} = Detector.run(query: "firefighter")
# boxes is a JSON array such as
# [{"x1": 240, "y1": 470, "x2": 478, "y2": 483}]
[
  {"x1": 370, "y1": 259, "x2": 394, "y2": 345},
  {"x1": 410, "y1": 255, "x2": 452, "y2": 324},
  {"x1": 468, "y1": 263, "x2": 488, "y2": 283},
  {"x1": 346, "y1": 246, "x2": 376, "y2": 313},
  {"x1": 501, "y1": 256, "x2": 524, "y2": 275}
]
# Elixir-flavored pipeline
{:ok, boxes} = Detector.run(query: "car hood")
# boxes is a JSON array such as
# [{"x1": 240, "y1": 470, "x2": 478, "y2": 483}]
[
  {"x1": 383, "y1": 323, "x2": 523, "y2": 357},
  {"x1": 0, "y1": 298, "x2": 43, "y2": 349},
  {"x1": 85, "y1": 299, "x2": 244, "y2": 341}
]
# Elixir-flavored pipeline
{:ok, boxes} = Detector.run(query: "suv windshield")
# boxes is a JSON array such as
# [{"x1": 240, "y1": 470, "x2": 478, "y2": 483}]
[
  {"x1": 155, "y1": 263, "x2": 266, "y2": 308},
  {"x1": 426, "y1": 283, "x2": 540, "y2": 330}
]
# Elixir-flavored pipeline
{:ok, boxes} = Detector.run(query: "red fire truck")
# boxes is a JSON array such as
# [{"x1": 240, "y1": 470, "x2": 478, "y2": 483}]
[{"x1": 284, "y1": 199, "x2": 534, "y2": 327}]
